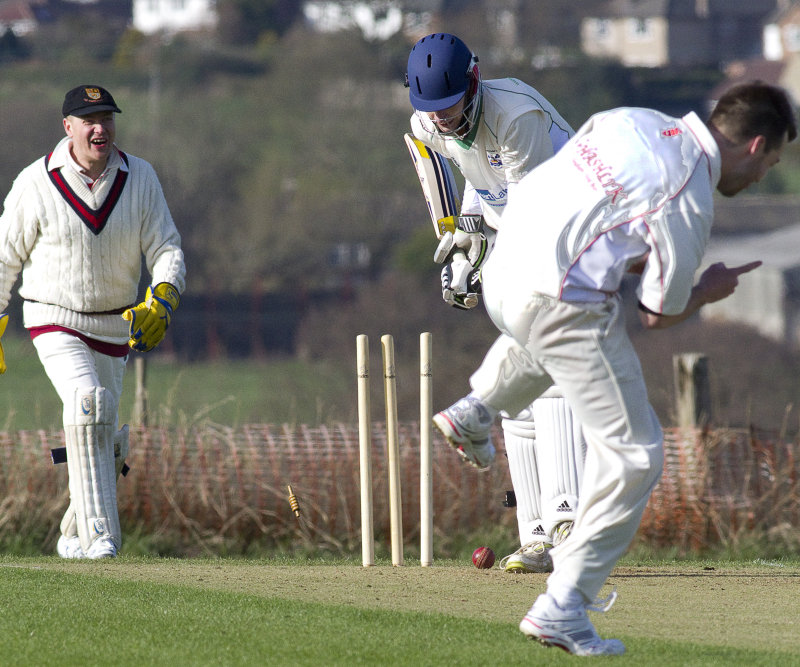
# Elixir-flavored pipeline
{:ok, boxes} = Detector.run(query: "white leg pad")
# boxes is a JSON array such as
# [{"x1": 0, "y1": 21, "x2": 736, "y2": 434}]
[
  {"x1": 532, "y1": 387, "x2": 586, "y2": 538},
  {"x1": 502, "y1": 416, "x2": 548, "y2": 545},
  {"x1": 64, "y1": 387, "x2": 121, "y2": 552},
  {"x1": 60, "y1": 424, "x2": 129, "y2": 541},
  {"x1": 60, "y1": 506, "x2": 78, "y2": 540}
]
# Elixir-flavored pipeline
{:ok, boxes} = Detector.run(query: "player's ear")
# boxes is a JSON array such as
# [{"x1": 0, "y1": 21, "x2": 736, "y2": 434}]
[{"x1": 748, "y1": 135, "x2": 766, "y2": 156}]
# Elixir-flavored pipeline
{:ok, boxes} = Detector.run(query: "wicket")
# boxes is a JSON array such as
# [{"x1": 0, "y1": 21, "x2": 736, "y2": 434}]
[{"x1": 357, "y1": 332, "x2": 433, "y2": 567}]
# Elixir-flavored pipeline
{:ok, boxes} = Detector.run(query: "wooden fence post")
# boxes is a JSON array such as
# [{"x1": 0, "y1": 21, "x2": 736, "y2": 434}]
[{"x1": 673, "y1": 353, "x2": 711, "y2": 428}]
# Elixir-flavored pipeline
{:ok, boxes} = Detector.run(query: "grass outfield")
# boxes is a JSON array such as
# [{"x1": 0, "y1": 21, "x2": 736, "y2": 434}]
[
  {"x1": 0, "y1": 334, "x2": 355, "y2": 431},
  {"x1": 1, "y1": 556, "x2": 798, "y2": 665}
]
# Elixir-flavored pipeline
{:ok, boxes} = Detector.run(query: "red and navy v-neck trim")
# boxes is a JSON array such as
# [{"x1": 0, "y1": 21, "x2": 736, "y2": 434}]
[{"x1": 45, "y1": 151, "x2": 129, "y2": 236}]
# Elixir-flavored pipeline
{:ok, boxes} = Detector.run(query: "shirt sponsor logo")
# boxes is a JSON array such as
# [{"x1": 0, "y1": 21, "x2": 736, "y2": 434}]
[
  {"x1": 574, "y1": 140, "x2": 628, "y2": 204},
  {"x1": 661, "y1": 127, "x2": 682, "y2": 137},
  {"x1": 475, "y1": 188, "x2": 507, "y2": 206}
]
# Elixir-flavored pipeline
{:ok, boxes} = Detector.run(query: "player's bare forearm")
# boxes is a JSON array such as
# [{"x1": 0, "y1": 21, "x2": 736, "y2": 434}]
[
  {"x1": 639, "y1": 289, "x2": 708, "y2": 329},
  {"x1": 639, "y1": 261, "x2": 761, "y2": 330}
]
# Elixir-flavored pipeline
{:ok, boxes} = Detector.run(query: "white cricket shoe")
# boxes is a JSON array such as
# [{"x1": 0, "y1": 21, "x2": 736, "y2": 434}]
[
  {"x1": 433, "y1": 396, "x2": 495, "y2": 470},
  {"x1": 553, "y1": 520, "x2": 573, "y2": 547},
  {"x1": 519, "y1": 593, "x2": 625, "y2": 656},
  {"x1": 57, "y1": 535, "x2": 85, "y2": 559},
  {"x1": 86, "y1": 536, "x2": 118, "y2": 560},
  {"x1": 500, "y1": 539, "x2": 553, "y2": 573}
]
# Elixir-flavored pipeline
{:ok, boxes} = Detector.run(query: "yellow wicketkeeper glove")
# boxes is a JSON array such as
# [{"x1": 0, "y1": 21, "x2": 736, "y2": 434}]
[
  {"x1": 0, "y1": 313, "x2": 7, "y2": 374},
  {"x1": 122, "y1": 283, "x2": 180, "y2": 352}
]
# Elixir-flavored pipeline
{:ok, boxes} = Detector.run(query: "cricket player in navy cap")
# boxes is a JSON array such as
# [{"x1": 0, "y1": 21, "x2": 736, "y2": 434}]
[{"x1": 0, "y1": 85, "x2": 185, "y2": 559}]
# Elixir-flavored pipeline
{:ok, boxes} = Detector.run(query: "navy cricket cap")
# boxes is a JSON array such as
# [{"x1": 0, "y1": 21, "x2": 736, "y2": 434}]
[{"x1": 62, "y1": 85, "x2": 122, "y2": 117}]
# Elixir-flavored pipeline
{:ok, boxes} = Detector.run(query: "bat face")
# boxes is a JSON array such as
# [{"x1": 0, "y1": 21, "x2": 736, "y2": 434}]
[{"x1": 405, "y1": 133, "x2": 460, "y2": 239}]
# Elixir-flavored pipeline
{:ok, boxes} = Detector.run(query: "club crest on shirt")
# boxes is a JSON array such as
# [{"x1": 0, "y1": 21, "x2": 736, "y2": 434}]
[
  {"x1": 487, "y1": 152, "x2": 503, "y2": 168},
  {"x1": 81, "y1": 394, "x2": 95, "y2": 416}
]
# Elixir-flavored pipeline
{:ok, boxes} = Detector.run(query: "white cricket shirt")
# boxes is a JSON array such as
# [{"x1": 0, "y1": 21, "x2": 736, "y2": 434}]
[
  {"x1": 410, "y1": 78, "x2": 574, "y2": 230},
  {"x1": 483, "y1": 108, "x2": 720, "y2": 316}
]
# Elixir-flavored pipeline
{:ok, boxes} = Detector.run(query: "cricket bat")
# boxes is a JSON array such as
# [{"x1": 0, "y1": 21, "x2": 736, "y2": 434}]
[
  {"x1": 405, "y1": 134, "x2": 479, "y2": 309},
  {"x1": 404, "y1": 133, "x2": 460, "y2": 239}
]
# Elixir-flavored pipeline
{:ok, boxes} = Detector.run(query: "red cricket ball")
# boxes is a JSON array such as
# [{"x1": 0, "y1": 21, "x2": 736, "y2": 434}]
[{"x1": 472, "y1": 546, "x2": 495, "y2": 569}]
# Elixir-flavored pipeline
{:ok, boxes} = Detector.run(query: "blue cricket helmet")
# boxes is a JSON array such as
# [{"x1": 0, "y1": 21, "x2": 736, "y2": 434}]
[{"x1": 406, "y1": 33, "x2": 476, "y2": 112}]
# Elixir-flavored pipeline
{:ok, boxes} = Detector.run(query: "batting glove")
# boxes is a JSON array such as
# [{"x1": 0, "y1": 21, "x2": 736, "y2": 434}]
[
  {"x1": 434, "y1": 220, "x2": 493, "y2": 310},
  {"x1": 122, "y1": 282, "x2": 180, "y2": 352},
  {"x1": 0, "y1": 313, "x2": 7, "y2": 374},
  {"x1": 441, "y1": 252, "x2": 481, "y2": 310},
  {"x1": 434, "y1": 228, "x2": 490, "y2": 267}
]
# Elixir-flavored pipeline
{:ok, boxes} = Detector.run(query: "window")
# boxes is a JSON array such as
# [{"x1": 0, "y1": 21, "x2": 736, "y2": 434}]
[
  {"x1": 589, "y1": 18, "x2": 610, "y2": 38},
  {"x1": 627, "y1": 17, "x2": 653, "y2": 41}
]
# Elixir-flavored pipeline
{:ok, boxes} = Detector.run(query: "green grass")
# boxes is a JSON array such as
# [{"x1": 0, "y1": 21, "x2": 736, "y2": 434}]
[
  {"x1": 0, "y1": 334, "x2": 354, "y2": 430},
  {"x1": 0, "y1": 335, "x2": 61, "y2": 431},
  {"x1": 1, "y1": 555, "x2": 798, "y2": 665},
  {"x1": 2, "y1": 568, "x2": 538, "y2": 666},
  {"x1": 119, "y1": 355, "x2": 354, "y2": 428}
]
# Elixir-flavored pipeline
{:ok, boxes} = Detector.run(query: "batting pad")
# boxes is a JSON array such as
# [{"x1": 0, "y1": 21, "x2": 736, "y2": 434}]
[
  {"x1": 532, "y1": 390, "x2": 586, "y2": 537},
  {"x1": 60, "y1": 424, "x2": 130, "y2": 541},
  {"x1": 502, "y1": 417, "x2": 548, "y2": 546},
  {"x1": 64, "y1": 387, "x2": 121, "y2": 552}
]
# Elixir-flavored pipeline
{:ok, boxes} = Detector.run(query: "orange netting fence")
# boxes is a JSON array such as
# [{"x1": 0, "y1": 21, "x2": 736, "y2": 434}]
[{"x1": 0, "y1": 424, "x2": 798, "y2": 556}]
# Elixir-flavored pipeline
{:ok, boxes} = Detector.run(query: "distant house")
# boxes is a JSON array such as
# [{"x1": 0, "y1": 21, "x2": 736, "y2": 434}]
[
  {"x1": 709, "y1": 2, "x2": 800, "y2": 109},
  {"x1": 764, "y1": 1, "x2": 800, "y2": 61},
  {"x1": 132, "y1": 0, "x2": 217, "y2": 36},
  {"x1": 302, "y1": 0, "x2": 443, "y2": 41},
  {"x1": 581, "y1": 1, "x2": 779, "y2": 68},
  {"x1": 0, "y1": 0, "x2": 47, "y2": 35}
]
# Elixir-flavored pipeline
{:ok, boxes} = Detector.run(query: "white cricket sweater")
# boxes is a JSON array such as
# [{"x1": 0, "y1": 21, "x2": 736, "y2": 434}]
[{"x1": 0, "y1": 138, "x2": 185, "y2": 342}]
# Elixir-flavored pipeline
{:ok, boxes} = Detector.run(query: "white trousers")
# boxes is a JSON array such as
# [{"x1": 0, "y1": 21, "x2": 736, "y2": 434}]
[
  {"x1": 32, "y1": 332, "x2": 126, "y2": 425},
  {"x1": 34, "y1": 332, "x2": 128, "y2": 548},
  {"x1": 477, "y1": 290, "x2": 663, "y2": 603}
]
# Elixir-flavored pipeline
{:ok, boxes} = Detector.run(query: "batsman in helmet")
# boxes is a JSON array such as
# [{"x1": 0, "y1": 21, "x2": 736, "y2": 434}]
[
  {"x1": 0, "y1": 85, "x2": 185, "y2": 559},
  {"x1": 405, "y1": 33, "x2": 581, "y2": 574}
]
